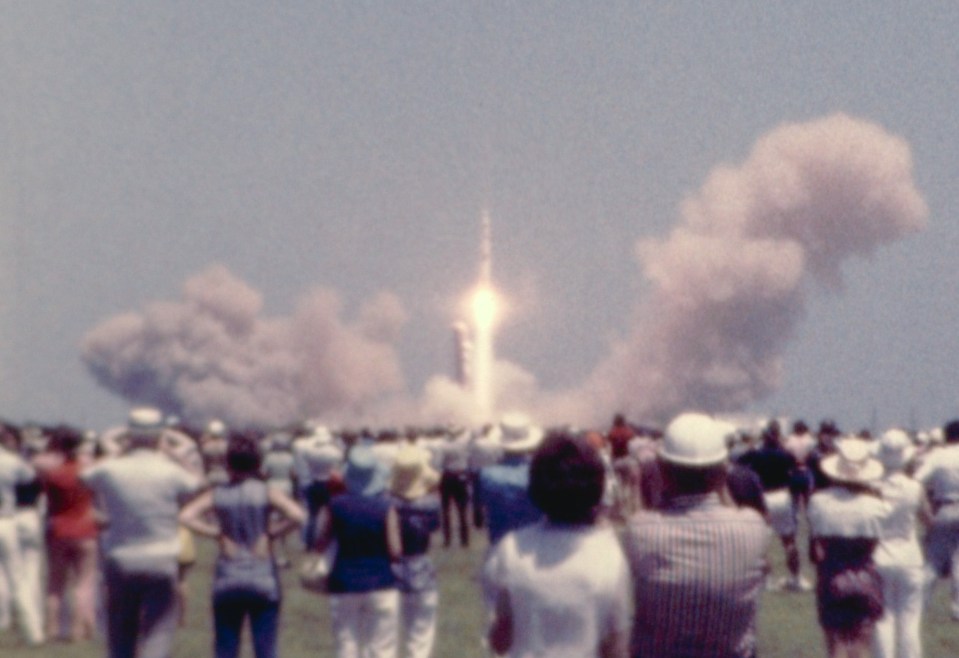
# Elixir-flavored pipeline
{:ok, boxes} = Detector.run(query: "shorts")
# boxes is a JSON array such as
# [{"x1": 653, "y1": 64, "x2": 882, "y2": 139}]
[{"x1": 764, "y1": 489, "x2": 797, "y2": 537}]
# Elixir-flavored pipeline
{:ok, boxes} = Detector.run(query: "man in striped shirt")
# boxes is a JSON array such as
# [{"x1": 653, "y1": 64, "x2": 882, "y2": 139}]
[{"x1": 623, "y1": 413, "x2": 770, "y2": 658}]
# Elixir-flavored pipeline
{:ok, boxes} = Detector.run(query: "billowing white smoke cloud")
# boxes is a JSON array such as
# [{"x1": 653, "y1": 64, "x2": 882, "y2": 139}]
[
  {"x1": 81, "y1": 114, "x2": 929, "y2": 431},
  {"x1": 576, "y1": 113, "x2": 928, "y2": 425},
  {"x1": 81, "y1": 265, "x2": 407, "y2": 427}
]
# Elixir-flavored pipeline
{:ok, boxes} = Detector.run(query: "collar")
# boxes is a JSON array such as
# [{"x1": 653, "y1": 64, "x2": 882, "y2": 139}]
[{"x1": 662, "y1": 492, "x2": 722, "y2": 512}]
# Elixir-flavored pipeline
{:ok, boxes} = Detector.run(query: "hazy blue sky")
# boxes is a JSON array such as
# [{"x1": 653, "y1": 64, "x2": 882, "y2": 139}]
[{"x1": 2, "y1": 3, "x2": 958, "y2": 431}]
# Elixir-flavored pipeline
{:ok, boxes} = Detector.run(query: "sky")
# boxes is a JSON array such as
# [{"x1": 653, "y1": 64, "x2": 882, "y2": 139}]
[{"x1": 1, "y1": 2, "x2": 958, "y2": 432}]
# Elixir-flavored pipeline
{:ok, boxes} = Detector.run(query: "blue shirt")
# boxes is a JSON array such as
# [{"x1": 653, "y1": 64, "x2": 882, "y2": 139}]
[
  {"x1": 478, "y1": 455, "x2": 542, "y2": 546},
  {"x1": 328, "y1": 493, "x2": 396, "y2": 594}
]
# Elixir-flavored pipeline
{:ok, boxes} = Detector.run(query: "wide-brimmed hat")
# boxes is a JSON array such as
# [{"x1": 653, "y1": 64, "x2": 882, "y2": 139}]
[
  {"x1": 877, "y1": 429, "x2": 916, "y2": 473},
  {"x1": 391, "y1": 444, "x2": 439, "y2": 500},
  {"x1": 659, "y1": 412, "x2": 730, "y2": 467},
  {"x1": 343, "y1": 444, "x2": 388, "y2": 496},
  {"x1": 498, "y1": 412, "x2": 544, "y2": 453},
  {"x1": 820, "y1": 437, "x2": 884, "y2": 484},
  {"x1": 126, "y1": 407, "x2": 165, "y2": 441}
]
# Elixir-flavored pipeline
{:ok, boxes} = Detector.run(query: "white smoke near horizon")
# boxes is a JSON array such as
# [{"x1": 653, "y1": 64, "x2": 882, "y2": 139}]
[
  {"x1": 81, "y1": 265, "x2": 407, "y2": 427},
  {"x1": 567, "y1": 113, "x2": 928, "y2": 425},
  {"x1": 81, "y1": 114, "x2": 928, "y2": 431}
]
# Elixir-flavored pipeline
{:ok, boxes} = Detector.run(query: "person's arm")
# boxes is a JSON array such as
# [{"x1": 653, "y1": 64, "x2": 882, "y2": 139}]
[
  {"x1": 487, "y1": 588, "x2": 513, "y2": 655},
  {"x1": 178, "y1": 490, "x2": 219, "y2": 538},
  {"x1": 385, "y1": 506, "x2": 402, "y2": 561},
  {"x1": 266, "y1": 485, "x2": 307, "y2": 539},
  {"x1": 312, "y1": 506, "x2": 333, "y2": 553}
]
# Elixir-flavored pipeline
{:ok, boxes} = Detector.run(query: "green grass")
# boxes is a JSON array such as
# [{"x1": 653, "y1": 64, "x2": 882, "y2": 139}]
[{"x1": 2, "y1": 523, "x2": 958, "y2": 657}]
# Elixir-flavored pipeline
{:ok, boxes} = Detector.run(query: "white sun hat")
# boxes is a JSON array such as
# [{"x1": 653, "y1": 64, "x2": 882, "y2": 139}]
[
  {"x1": 658, "y1": 412, "x2": 730, "y2": 467},
  {"x1": 820, "y1": 437, "x2": 884, "y2": 484}
]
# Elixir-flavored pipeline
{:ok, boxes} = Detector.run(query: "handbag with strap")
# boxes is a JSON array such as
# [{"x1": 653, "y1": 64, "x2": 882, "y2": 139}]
[{"x1": 299, "y1": 541, "x2": 338, "y2": 593}]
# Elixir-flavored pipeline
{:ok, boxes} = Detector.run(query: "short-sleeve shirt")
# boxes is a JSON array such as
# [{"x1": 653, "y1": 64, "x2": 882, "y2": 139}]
[
  {"x1": 874, "y1": 473, "x2": 923, "y2": 569},
  {"x1": 807, "y1": 487, "x2": 886, "y2": 539},
  {"x1": 478, "y1": 456, "x2": 542, "y2": 546},
  {"x1": 914, "y1": 444, "x2": 959, "y2": 508},
  {"x1": 82, "y1": 448, "x2": 201, "y2": 575},
  {"x1": 483, "y1": 521, "x2": 631, "y2": 658}
]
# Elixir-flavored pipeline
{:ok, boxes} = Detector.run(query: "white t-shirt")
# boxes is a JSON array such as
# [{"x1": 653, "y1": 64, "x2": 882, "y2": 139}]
[
  {"x1": 874, "y1": 473, "x2": 924, "y2": 568},
  {"x1": 482, "y1": 520, "x2": 631, "y2": 658}
]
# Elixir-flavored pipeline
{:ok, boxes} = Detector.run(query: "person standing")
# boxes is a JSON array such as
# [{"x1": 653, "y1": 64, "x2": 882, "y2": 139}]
[
  {"x1": 390, "y1": 444, "x2": 442, "y2": 658},
  {"x1": 437, "y1": 429, "x2": 471, "y2": 548},
  {"x1": 807, "y1": 438, "x2": 887, "y2": 658},
  {"x1": 737, "y1": 419, "x2": 809, "y2": 591},
  {"x1": 484, "y1": 431, "x2": 631, "y2": 658},
  {"x1": 34, "y1": 425, "x2": 99, "y2": 641},
  {"x1": 873, "y1": 429, "x2": 926, "y2": 658},
  {"x1": 623, "y1": 412, "x2": 770, "y2": 658},
  {"x1": 82, "y1": 407, "x2": 202, "y2": 658},
  {"x1": 314, "y1": 443, "x2": 402, "y2": 658},
  {"x1": 179, "y1": 434, "x2": 305, "y2": 658},
  {"x1": 477, "y1": 414, "x2": 544, "y2": 547},
  {"x1": 292, "y1": 426, "x2": 344, "y2": 548},
  {"x1": 913, "y1": 418, "x2": 959, "y2": 621},
  {"x1": 0, "y1": 423, "x2": 44, "y2": 645}
]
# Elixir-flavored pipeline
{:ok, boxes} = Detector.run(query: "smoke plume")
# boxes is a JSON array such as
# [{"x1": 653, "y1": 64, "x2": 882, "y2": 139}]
[
  {"x1": 81, "y1": 114, "x2": 928, "y2": 430},
  {"x1": 81, "y1": 265, "x2": 407, "y2": 427},
  {"x1": 579, "y1": 113, "x2": 928, "y2": 424}
]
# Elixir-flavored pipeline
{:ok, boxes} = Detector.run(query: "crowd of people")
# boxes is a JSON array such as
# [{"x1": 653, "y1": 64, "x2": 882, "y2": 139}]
[{"x1": 0, "y1": 406, "x2": 957, "y2": 658}]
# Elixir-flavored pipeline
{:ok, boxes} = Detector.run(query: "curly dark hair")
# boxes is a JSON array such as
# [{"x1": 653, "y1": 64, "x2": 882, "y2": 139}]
[
  {"x1": 527, "y1": 431, "x2": 605, "y2": 525},
  {"x1": 226, "y1": 433, "x2": 263, "y2": 478}
]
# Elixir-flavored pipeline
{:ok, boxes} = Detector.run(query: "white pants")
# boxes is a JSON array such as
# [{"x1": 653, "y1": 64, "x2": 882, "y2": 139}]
[
  {"x1": 330, "y1": 589, "x2": 399, "y2": 658},
  {"x1": 15, "y1": 509, "x2": 44, "y2": 636},
  {"x1": 874, "y1": 563, "x2": 924, "y2": 658},
  {"x1": 400, "y1": 590, "x2": 438, "y2": 658},
  {"x1": 0, "y1": 516, "x2": 43, "y2": 644}
]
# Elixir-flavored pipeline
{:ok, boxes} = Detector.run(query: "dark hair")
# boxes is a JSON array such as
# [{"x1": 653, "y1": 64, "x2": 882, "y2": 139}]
[
  {"x1": 944, "y1": 419, "x2": 959, "y2": 444},
  {"x1": 226, "y1": 434, "x2": 262, "y2": 478},
  {"x1": 47, "y1": 425, "x2": 83, "y2": 460},
  {"x1": 527, "y1": 431, "x2": 605, "y2": 525},
  {"x1": 660, "y1": 461, "x2": 727, "y2": 496}
]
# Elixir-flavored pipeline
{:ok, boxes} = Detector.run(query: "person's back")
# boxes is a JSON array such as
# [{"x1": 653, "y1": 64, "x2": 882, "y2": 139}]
[
  {"x1": 483, "y1": 432, "x2": 631, "y2": 658},
  {"x1": 623, "y1": 413, "x2": 770, "y2": 658},
  {"x1": 85, "y1": 448, "x2": 198, "y2": 572},
  {"x1": 486, "y1": 521, "x2": 629, "y2": 657},
  {"x1": 624, "y1": 496, "x2": 768, "y2": 658},
  {"x1": 211, "y1": 478, "x2": 280, "y2": 602}
]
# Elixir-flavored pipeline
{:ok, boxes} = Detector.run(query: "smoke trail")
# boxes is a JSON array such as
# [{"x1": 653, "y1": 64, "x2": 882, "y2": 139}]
[
  {"x1": 580, "y1": 113, "x2": 928, "y2": 424},
  {"x1": 81, "y1": 265, "x2": 407, "y2": 427}
]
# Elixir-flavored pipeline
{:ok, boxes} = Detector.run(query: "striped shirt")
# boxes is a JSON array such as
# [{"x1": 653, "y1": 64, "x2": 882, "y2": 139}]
[{"x1": 623, "y1": 492, "x2": 770, "y2": 658}]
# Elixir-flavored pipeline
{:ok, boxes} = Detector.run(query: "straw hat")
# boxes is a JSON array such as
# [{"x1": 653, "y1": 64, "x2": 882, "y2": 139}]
[
  {"x1": 390, "y1": 444, "x2": 439, "y2": 500},
  {"x1": 820, "y1": 437, "x2": 884, "y2": 484},
  {"x1": 498, "y1": 412, "x2": 544, "y2": 453},
  {"x1": 658, "y1": 412, "x2": 729, "y2": 467}
]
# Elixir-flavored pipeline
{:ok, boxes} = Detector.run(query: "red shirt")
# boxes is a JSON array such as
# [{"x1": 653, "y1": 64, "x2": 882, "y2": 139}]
[{"x1": 42, "y1": 461, "x2": 98, "y2": 540}]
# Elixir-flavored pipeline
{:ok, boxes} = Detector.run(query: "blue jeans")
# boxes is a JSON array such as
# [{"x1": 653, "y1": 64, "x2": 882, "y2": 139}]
[
  {"x1": 213, "y1": 591, "x2": 280, "y2": 658},
  {"x1": 103, "y1": 560, "x2": 178, "y2": 658}
]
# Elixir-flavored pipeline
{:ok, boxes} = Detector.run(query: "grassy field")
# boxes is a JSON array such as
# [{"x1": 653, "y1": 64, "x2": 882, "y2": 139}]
[{"x1": 2, "y1": 524, "x2": 958, "y2": 657}]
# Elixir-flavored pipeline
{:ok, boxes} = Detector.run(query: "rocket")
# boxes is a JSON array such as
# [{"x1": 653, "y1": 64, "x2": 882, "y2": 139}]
[{"x1": 480, "y1": 209, "x2": 491, "y2": 288}]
